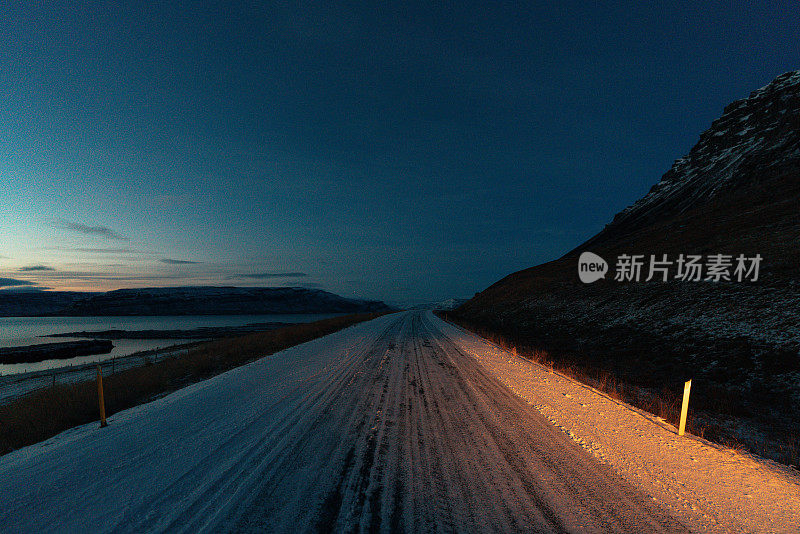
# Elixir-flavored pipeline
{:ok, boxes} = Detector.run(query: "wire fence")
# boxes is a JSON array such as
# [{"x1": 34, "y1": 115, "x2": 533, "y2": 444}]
[{"x1": 0, "y1": 345, "x2": 194, "y2": 405}]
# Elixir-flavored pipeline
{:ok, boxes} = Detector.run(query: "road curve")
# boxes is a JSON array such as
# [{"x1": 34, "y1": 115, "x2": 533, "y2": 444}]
[{"x1": 0, "y1": 311, "x2": 688, "y2": 533}]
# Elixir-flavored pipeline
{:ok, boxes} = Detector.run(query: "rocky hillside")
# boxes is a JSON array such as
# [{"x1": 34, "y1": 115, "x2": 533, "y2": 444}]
[
  {"x1": 0, "y1": 287, "x2": 391, "y2": 316},
  {"x1": 453, "y1": 71, "x2": 800, "y2": 465},
  {"x1": 596, "y1": 71, "x2": 799, "y2": 240}
]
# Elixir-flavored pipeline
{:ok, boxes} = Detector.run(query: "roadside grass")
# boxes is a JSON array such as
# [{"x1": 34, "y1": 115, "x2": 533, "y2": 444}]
[
  {"x1": 0, "y1": 312, "x2": 387, "y2": 455},
  {"x1": 440, "y1": 311, "x2": 800, "y2": 468}
]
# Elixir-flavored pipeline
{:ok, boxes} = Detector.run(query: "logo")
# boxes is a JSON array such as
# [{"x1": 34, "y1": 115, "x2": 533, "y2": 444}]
[
  {"x1": 577, "y1": 252, "x2": 762, "y2": 283},
  {"x1": 578, "y1": 252, "x2": 608, "y2": 283}
]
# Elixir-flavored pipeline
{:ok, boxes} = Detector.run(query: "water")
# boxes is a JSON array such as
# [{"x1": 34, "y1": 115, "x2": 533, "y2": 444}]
[{"x1": 0, "y1": 314, "x2": 342, "y2": 375}]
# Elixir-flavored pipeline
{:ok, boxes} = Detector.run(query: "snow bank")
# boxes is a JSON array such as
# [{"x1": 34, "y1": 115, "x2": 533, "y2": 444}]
[{"x1": 0, "y1": 314, "x2": 399, "y2": 532}]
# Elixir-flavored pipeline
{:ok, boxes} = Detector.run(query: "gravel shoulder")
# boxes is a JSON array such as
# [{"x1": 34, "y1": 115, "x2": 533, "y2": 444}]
[{"x1": 438, "y1": 313, "x2": 800, "y2": 533}]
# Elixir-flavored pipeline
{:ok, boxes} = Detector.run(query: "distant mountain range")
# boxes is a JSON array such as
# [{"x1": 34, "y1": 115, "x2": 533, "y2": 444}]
[
  {"x1": 453, "y1": 71, "x2": 800, "y2": 465},
  {"x1": 0, "y1": 287, "x2": 392, "y2": 316}
]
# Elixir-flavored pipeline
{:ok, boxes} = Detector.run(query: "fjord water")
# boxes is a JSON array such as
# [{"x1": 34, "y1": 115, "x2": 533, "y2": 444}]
[{"x1": 0, "y1": 314, "x2": 341, "y2": 375}]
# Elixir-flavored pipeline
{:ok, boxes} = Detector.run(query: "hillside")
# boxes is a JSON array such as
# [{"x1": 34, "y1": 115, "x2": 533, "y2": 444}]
[
  {"x1": 452, "y1": 71, "x2": 800, "y2": 465},
  {"x1": 0, "y1": 287, "x2": 391, "y2": 316}
]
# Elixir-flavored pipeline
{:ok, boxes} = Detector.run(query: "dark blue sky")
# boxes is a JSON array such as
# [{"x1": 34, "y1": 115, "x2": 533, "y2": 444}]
[{"x1": 2, "y1": 2, "x2": 798, "y2": 302}]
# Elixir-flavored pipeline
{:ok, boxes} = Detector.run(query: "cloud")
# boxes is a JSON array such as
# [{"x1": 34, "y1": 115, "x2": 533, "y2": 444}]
[
  {"x1": 19, "y1": 265, "x2": 55, "y2": 272},
  {"x1": 160, "y1": 259, "x2": 202, "y2": 265},
  {"x1": 241, "y1": 272, "x2": 308, "y2": 279},
  {"x1": 0, "y1": 278, "x2": 37, "y2": 288},
  {"x1": 16, "y1": 271, "x2": 188, "y2": 282},
  {"x1": 52, "y1": 220, "x2": 127, "y2": 240},
  {"x1": 74, "y1": 247, "x2": 138, "y2": 254}
]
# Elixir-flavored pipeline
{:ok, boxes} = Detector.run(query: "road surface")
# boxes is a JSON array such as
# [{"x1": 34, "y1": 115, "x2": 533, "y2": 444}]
[{"x1": 0, "y1": 311, "x2": 688, "y2": 532}]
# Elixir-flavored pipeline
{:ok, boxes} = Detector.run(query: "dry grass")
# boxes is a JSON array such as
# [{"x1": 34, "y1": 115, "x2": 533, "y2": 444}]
[
  {"x1": 438, "y1": 311, "x2": 800, "y2": 467},
  {"x1": 0, "y1": 312, "x2": 387, "y2": 455}
]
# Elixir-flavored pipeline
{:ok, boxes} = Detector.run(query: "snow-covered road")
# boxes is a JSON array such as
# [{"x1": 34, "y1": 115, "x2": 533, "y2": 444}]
[{"x1": 0, "y1": 311, "x2": 690, "y2": 532}]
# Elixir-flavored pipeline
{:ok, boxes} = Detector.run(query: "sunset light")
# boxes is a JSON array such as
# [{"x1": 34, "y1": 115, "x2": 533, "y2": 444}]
[{"x1": 1, "y1": 3, "x2": 799, "y2": 533}]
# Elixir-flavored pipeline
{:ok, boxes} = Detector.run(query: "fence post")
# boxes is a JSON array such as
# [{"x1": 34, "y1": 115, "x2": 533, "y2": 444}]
[
  {"x1": 678, "y1": 379, "x2": 692, "y2": 436},
  {"x1": 97, "y1": 365, "x2": 108, "y2": 428}
]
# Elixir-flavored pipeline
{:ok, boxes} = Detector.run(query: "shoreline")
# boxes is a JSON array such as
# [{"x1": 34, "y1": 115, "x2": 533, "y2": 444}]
[
  {"x1": 0, "y1": 340, "x2": 201, "y2": 404},
  {"x1": 43, "y1": 322, "x2": 293, "y2": 340},
  {"x1": 0, "y1": 340, "x2": 114, "y2": 364}
]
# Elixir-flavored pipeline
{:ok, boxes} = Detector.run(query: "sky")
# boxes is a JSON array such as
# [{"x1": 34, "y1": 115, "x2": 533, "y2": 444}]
[{"x1": 1, "y1": 1, "x2": 798, "y2": 303}]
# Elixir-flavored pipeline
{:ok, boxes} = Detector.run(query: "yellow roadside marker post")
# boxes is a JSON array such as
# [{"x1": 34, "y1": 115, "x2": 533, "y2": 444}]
[
  {"x1": 678, "y1": 379, "x2": 691, "y2": 436},
  {"x1": 97, "y1": 365, "x2": 108, "y2": 428}
]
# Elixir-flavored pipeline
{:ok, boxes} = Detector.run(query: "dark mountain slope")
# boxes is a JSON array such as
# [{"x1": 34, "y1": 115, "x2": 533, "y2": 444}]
[
  {"x1": 452, "y1": 71, "x2": 800, "y2": 465},
  {"x1": 0, "y1": 287, "x2": 391, "y2": 316}
]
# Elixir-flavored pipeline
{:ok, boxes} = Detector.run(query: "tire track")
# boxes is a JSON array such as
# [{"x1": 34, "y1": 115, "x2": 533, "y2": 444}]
[{"x1": 104, "y1": 311, "x2": 691, "y2": 533}]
